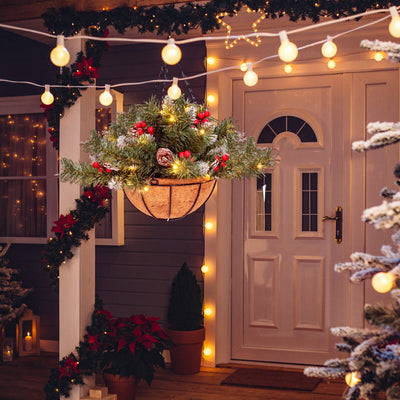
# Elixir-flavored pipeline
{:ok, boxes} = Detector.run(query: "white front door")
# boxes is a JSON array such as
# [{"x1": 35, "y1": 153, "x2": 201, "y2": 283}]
[{"x1": 231, "y1": 74, "x2": 349, "y2": 365}]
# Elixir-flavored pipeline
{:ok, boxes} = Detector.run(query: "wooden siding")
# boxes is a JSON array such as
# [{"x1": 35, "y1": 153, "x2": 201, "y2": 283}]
[{"x1": 1, "y1": 28, "x2": 206, "y2": 339}]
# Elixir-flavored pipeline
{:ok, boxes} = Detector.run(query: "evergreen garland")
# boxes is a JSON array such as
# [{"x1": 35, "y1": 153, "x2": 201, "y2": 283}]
[{"x1": 42, "y1": 185, "x2": 110, "y2": 289}]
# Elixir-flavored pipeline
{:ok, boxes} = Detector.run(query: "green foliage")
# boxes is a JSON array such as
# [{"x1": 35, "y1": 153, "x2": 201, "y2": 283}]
[
  {"x1": 61, "y1": 96, "x2": 275, "y2": 190},
  {"x1": 167, "y1": 263, "x2": 203, "y2": 331}
]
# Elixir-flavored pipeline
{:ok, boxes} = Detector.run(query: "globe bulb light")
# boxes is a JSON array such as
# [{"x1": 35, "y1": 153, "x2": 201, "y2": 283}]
[
  {"x1": 207, "y1": 94, "x2": 216, "y2": 104},
  {"x1": 327, "y1": 59, "x2": 336, "y2": 69},
  {"x1": 99, "y1": 84, "x2": 113, "y2": 106},
  {"x1": 321, "y1": 36, "x2": 337, "y2": 58},
  {"x1": 389, "y1": 7, "x2": 400, "y2": 38},
  {"x1": 284, "y1": 64, "x2": 292, "y2": 74},
  {"x1": 278, "y1": 31, "x2": 298, "y2": 63},
  {"x1": 206, "y1": 56, "x2": 216, "y2": 66},
  {"x1": 240, "y1": 62, "x2": 248, "y2": 72},
  {"x1": 345, "y1": 372, "x2": 361, "y2": 388},
  {"x1": 371, "y1": 272, "x2": 395, "y2": 293},
  {"x1": 50, "y1": 35, "x2": 70, "y2": 67},
  {"x1": 201, "y1": 265, "x2": 209, "y2": 273},
  {"x1": 243, "y1": 64, "x2": 258, "y2": 87},
  {"x1": 167, "y1": 77, "x2": 181, "y2": 100},
  {"x1": 374, "y1": 52, "x2": 386, "y2": 62},
  {"x1": 41, "y1": 85, "x2": 54, "y2": 105},
  {"x1": 161, "y1": 38, "x2": 182, "y2": 65}
]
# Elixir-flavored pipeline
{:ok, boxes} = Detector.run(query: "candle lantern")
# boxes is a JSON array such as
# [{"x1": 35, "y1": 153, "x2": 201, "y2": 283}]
[
  {"x1": 2, "y1": 343, "x2": 13, "y2": 362},
  {"x1": 16, "y1": 309, "x2": 40, "y2": 356}
]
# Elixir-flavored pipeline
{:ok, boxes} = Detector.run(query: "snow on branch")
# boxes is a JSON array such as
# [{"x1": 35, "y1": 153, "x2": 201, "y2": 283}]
[
  {"x1": 352, "y1": 122, "x2": 400, "y2": 152},
  {"x1": 361, "y1": 39, "x2": 400, "y2": 62}
]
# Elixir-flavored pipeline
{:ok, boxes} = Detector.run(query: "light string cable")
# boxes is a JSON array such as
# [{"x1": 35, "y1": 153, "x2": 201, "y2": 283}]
[{"x1": 0, "y1": 7, "x2": 396, "y2": 90}]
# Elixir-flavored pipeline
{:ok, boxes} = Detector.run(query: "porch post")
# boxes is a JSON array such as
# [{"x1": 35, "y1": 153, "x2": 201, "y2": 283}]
[{"x1": 59, "y1": 37, "x2": 96, "y2": 400}]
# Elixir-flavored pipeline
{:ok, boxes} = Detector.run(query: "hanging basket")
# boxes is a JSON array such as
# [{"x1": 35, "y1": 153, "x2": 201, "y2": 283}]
[{"x1": 124, "y1": 177, "x2": 216, "y2": 220}]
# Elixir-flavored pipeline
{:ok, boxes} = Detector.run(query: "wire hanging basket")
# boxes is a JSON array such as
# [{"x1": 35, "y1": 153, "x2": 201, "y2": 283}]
[{"x1": 124, "y1": 177, "x2": 216, "y2": 221}]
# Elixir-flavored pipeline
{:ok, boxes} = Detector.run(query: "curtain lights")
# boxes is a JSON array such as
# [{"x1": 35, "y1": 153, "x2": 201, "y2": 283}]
[{"x1": 50, "y1": 35, "x2": 70, "y2": 67}]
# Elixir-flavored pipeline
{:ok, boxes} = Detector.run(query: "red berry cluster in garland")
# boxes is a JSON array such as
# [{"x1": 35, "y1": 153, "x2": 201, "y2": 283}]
[
  {"x1": 178, "y1": 150, "x2": 192, "y2": 159},
  {"x1": 193, "y1": 110, "x2": 210, "y2": 126},
  {"x1": 92, "y1": 161, "x2": 111, "y2": 174},
  {"x1": 214, "y1": 154, "x2": 229, "y2": 171},
  {"x1": 135, "y1": 120, "x2": 154, "y2": 135}
]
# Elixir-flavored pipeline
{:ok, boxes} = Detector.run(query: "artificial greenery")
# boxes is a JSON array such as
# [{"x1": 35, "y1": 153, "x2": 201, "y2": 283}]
[
  {"x1": 60, "y1": 95, "x2": 275, "y2": 190},
  {"x1": 44, "y1": 298, "x2": 168, "y2": 399},
  {"x1": 42, "y1": 184, "x2": 110, "y2": 289},
  {"x1": 167, "y1": 263, "x2": 203, "y2": 331}
]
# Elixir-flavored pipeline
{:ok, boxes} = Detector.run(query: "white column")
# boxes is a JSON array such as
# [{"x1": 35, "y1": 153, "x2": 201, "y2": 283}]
[{"x1": 59, "y1": 37, "x2": 96, "y2": 400}]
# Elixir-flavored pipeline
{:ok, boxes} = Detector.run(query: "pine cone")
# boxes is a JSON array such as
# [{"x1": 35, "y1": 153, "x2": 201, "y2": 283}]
[{"x1": 156, "y1": 148, "x2": 174, "y2": 167}]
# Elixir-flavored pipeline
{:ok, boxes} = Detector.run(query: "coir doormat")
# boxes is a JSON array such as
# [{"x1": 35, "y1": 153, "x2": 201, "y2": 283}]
[{"x1": 220, "y1": 368, "x2": 321, "y2": 391}]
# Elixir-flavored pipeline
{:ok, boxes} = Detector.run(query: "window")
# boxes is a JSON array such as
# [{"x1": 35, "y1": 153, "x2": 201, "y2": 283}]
[
  {"x1": 0, "y1": 96, "x2": 57, "y2": 243},
  {"x1": 256, "y1": 173, "x2": 272, "y2": 231},
  {"x1": 301, "y1": 172, "x2": 318, "y2": 232}
]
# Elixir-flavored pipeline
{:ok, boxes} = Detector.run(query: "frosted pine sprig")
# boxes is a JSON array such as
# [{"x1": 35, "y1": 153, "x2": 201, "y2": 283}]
[
  {"x1": 352, "y1": 122, "x2": 400, "y2": 152},
  {"x1": 361, "y1": 39, "x2": 400, "y2": 62},
  {"x1": 362, "y1": 196, "x2": 400, "y2": 230},
  {"x1": 331, "y1": 327, "x2": 382, "y2": 339},
  {"x1": 304, "y1": 366, "x2": 346, "y2": 379}
]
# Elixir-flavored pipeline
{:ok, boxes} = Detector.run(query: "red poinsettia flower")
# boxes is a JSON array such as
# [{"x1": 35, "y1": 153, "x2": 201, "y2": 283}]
[
  {"x1": 150, "y1": 321, "x2": 167, "y2": 339},
  {"x1": 40, "y1": 101, "x2": 54, "y2": 112},
  {"x1": 87, "y1": 333, "x2": 101, "y2": 351},
  {"x1": 51, "y1": 213, "x2": 77, "y2": 238},
  {"x1": 74, "y1": 56, "x2": 99, "y2": 79},
  {"x1": 103, "y1": 28, "x2": 110, "y2": 52},
  {"x1": 86, "y1": 184, "x2": 111, "y2": 206},
  {"x1": 138, "y1": 333, "x2": 159, "y2": 350},
  {"x1": 131, "y1": 314, "x2": 147, "y2": 325},
  {"x1": 98, "y1": 309, "x2": 113, "y2": 320},
  {"x1": 117, "y1": 337, "x2": 127, "y2": 351},
  {"x1": 59, "y1": 356, "x2": 80, "y2": 378}
]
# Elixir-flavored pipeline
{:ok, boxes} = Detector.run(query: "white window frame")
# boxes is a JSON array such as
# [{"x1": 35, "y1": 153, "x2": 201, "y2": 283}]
[{"x1": 0, "y1": 95, "x2": 57, "y2": 244}]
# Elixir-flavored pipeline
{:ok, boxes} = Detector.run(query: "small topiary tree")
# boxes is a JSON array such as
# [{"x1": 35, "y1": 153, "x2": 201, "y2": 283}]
[{"x1": 167, "y1": 263, "x2": 203, "y2": 331}]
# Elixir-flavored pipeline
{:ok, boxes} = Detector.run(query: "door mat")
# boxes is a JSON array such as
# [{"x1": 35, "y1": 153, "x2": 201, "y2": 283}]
[{"x1": 220, "y1": 368, "x2": 321, "y2": 391}]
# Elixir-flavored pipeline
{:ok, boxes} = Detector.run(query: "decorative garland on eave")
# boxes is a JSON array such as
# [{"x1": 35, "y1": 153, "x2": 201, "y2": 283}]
[{"x1": 42, "y1": 184, "x2": 110, "y2": 289}]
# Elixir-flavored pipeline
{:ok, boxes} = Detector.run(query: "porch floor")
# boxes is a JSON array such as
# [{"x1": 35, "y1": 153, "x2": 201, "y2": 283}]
[{"x1": 0, "y1": 352, "x2": 347, "y2": 400}]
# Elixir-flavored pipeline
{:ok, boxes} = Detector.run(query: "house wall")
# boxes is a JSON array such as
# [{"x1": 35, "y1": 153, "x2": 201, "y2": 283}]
[{"x1": 0, "y1": 28, "x2": 206, "y2": 341}]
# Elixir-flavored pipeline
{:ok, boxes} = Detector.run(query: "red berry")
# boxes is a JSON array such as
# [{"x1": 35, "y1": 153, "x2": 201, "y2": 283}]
[
  {"x1": 98, "y1": 167, "x2": 103, "y2": 173},
  {"x1": 179, "y1": 152, "x2": 184, "y2": 158},
  {"x1": 197, "y1": 112, "x2": 204, "y2": 119},
  {"x1": 204, "y1": 110, "x2": 210, "y2": 117},
  {"x1": 141, "y1": 121, "x2": 147, "y2": 128},
  {"x1": 105, "y1": 168, "x2": 111, "y2": 173},
  {"x1": 215, "y1": 155, "x2": 220, "y2": 160},
  {"x1": 92, "y1": 161, "x2": 99, "y2": 168},
  {"x1": 137, "y1": 128, "x2": 144, "y2": 135},
  {"x1": 147, "y1": 126, "x2": 154, "y2": 134},
  {"x1": 214, "y1": 165, "x2": 219, "y2": 171},
  {"x1": 135, "y1": 122, "x2": 142, "y2": 129},
  {"x1": 203, "y1": 119, "x2": 209, "y2": 124},
  {"x1": 221, "y1": 162, "x2": 226, "y2": 168},
  {"x1": 222, "y1": 154, "x2": 229, "y2": 161},
  {"x1": 194, "y1": 119, "x2": 199, "y2": 125},
  {"x1": 190, "y1": 157, "x2": 194, "y2": 162},
  {"x1": 183, "y1": 150, "x2": 191, "y2": 158}
]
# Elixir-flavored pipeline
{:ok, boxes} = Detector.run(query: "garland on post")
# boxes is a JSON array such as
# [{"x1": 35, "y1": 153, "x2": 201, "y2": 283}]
[{"x1": 42, "y1": 184, "x2": 111, "y2": 289}]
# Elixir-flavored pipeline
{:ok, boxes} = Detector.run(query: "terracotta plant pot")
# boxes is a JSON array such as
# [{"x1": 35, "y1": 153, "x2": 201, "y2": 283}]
[
  {"x1": 124, "y1": 177, "x2": 216, "y2": 220},
  {"x1": 103, "y1": 372, "x2": 138, "y2": 400},
  {"x1": 167, "y1": 327, "x2": 205, "y2": 374}
]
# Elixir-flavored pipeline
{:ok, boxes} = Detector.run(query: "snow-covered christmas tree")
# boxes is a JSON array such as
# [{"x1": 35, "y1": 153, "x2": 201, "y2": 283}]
[
  {"x1": 305, "y1": 42, "x2": 400, "y2": 400},
  {"x1": 0, "y1": 243, "x2": 32, "y2": 328}
]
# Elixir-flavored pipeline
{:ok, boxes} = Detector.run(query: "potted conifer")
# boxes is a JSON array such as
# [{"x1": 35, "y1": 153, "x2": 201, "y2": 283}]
[{"x1": 167, "y1": 262, "x2": 205, "y2": 374}]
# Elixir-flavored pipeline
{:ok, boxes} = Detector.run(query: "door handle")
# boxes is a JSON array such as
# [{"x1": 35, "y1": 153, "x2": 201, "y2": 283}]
[{"x1": 322, "y1": 206, "x2": 342, "y2": 244}]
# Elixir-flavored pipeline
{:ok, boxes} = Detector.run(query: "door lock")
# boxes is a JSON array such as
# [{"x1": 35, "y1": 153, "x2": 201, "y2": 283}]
[{"x1": 322, "y1": 206, "x2": 342, "y2": 244}]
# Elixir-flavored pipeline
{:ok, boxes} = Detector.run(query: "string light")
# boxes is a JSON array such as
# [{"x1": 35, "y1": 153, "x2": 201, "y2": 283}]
[
  {"x1": 167, "y1": 77, "x2": 181, "y2": 100},
  {"x1": 327, "y1": 59, "x2": 336, "y2": 69},
  {"x1": 389, "y1": 6, "x2": 400, "y2": 37},
  {"x1": 206, "y1": 56, "x2": 216, "y2": 66},
  {"x1": 240, "y1": 62, "x2": 248, "y2": 72},
  {"x1": 371, "y1": 272, "x2": 395, "y2": 293},
  {"x1": 374, "y1": 51, "x2": 386, "y2": 61},
  {"x1": 278, "y1": 31, "x2": 298, "y2": 63},
  {"x1": 99, "y1": 84, "x2": 113, "y2": 106},
  {"x1": 50, "y1": 35, "x2": 70, "y2": 67},
  {"x1": 321, "y1": 36, "x2": 337, "y2": 58},
  {"x1": 243, "y1": 63, "x2": 258, "y2": 87},
  {"x1": 201, "y1": 265, "x2": 209, "y2": 273},
  {"x1": 205, "y1": 221, "x2": 214, "y2": 230},
  {"x1": 345, "y1": 372, "x2": 361, "y2": 387},
  {"x1": 284, "y1": 64, "x2": 293, "y2": 73},
  {"x1": 207, "y1": 94, "x2": 216, "y2": 104},
  {"x1": 161, "y1": 38, "x2": 182, "y2": 65},
  {"x1": 41, "y1": 85, "x2": 54, "y2": 105},
  {"x1": 203, "y1": 347, "x2": 212, "y2": 356},
  {"x1": 204, "y1": 307, "x2": 213, "y2": 316}
]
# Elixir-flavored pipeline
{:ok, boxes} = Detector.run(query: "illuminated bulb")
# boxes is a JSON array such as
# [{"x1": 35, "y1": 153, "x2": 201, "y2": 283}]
[
  {"x1": 389, "y1": 7, "x2": 400, "y2": 38},
  {"x1": 284, "y1": 64, "x2": 292, "y2": 74},
  {"x1": 205, "y1": 221, "x2": 214, "y2": 230},
  {"x1": 321, "y1": 36, "x2": 337, "y2": 58},
  {"x1": 201, "y1": 265, "x2": 209, "y2": 273},
  {"x1": 167, "y1": 77, "x2": 181, "y2": 100},
  {"x1": 345, "y1": 372, "x2": 361, "y2": 387},
  {"x1": 172, "y1": 164, "x2": 178, "y2": 170},
  {"x1": 240, "y1": 62, "x2": 248, "y2": 72},
  {"x1": 203, "y1": 347, "x2": 212, "y2": 356},
  {"x1": 371, "y1": 272, "x2": 395, "y2": 293},
  {"x1": 243, "y1": 63, "x2": 258, "y2": 87},
  {"x1": 374, "y1": 51, "x2": 386, "y2": 62},
  {"x1": 41, "y1": 85, "x2": 54, "y2": 105},
  {"x1": 50, "y1": 35, "x2": 70, "y2": 67},
  {"x1": 99, "y1": 84, "x2": 113, "y2": 106},
  {"x1": 327, "y1": 59, "x2": 336, "y2": 69},
  {"x1": 204, "y1": 307, "x2": 213, "y2": 316},
  {"x1": 278, "y1": 31, "x2": 298, "y2": 63},
  {"x1": 161, "y1": 38, "x2": 182, "y2": 65},
  {"x1": 143, "y1": 186, "x2": 149, "y2": 192},
  {"x1": 207, "y1": 94, "x2": 216, "y2": 104},
  {"x1": 206, "y1": 56, "x2": 216, "y2": 66}
]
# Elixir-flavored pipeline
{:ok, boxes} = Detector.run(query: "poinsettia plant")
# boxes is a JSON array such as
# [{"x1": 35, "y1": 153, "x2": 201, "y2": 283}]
[{"x1": 60, "y1": 95, "x2": 275, "y2": 190}]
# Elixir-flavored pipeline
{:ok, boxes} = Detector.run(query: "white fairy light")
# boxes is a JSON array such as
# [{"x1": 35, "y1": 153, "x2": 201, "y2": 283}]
[
  {"x1": 167, "y1": 77, "x2": 181, "y2": 100},
  {"x1": 161, "y1": 38, "x2": 182, "y2": 65},
  {"x1": 41, "y1": 84, "x2": 54, "y2": 105},
  {"x1": 321, "y1": 36, "x2": 337, "y2": 58},
  {"x1": 243, "y1": 63, "x2": 258, "y2": 87},
  {"x1": 278, "y1": 31, "x2": 298, "y2": 63},
  {"x1": 99, "y1": 84, "x2": 113, "y2": 106},
  {"x1": 50, "y1": 35, "x2": 70, "y2": 67}
]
